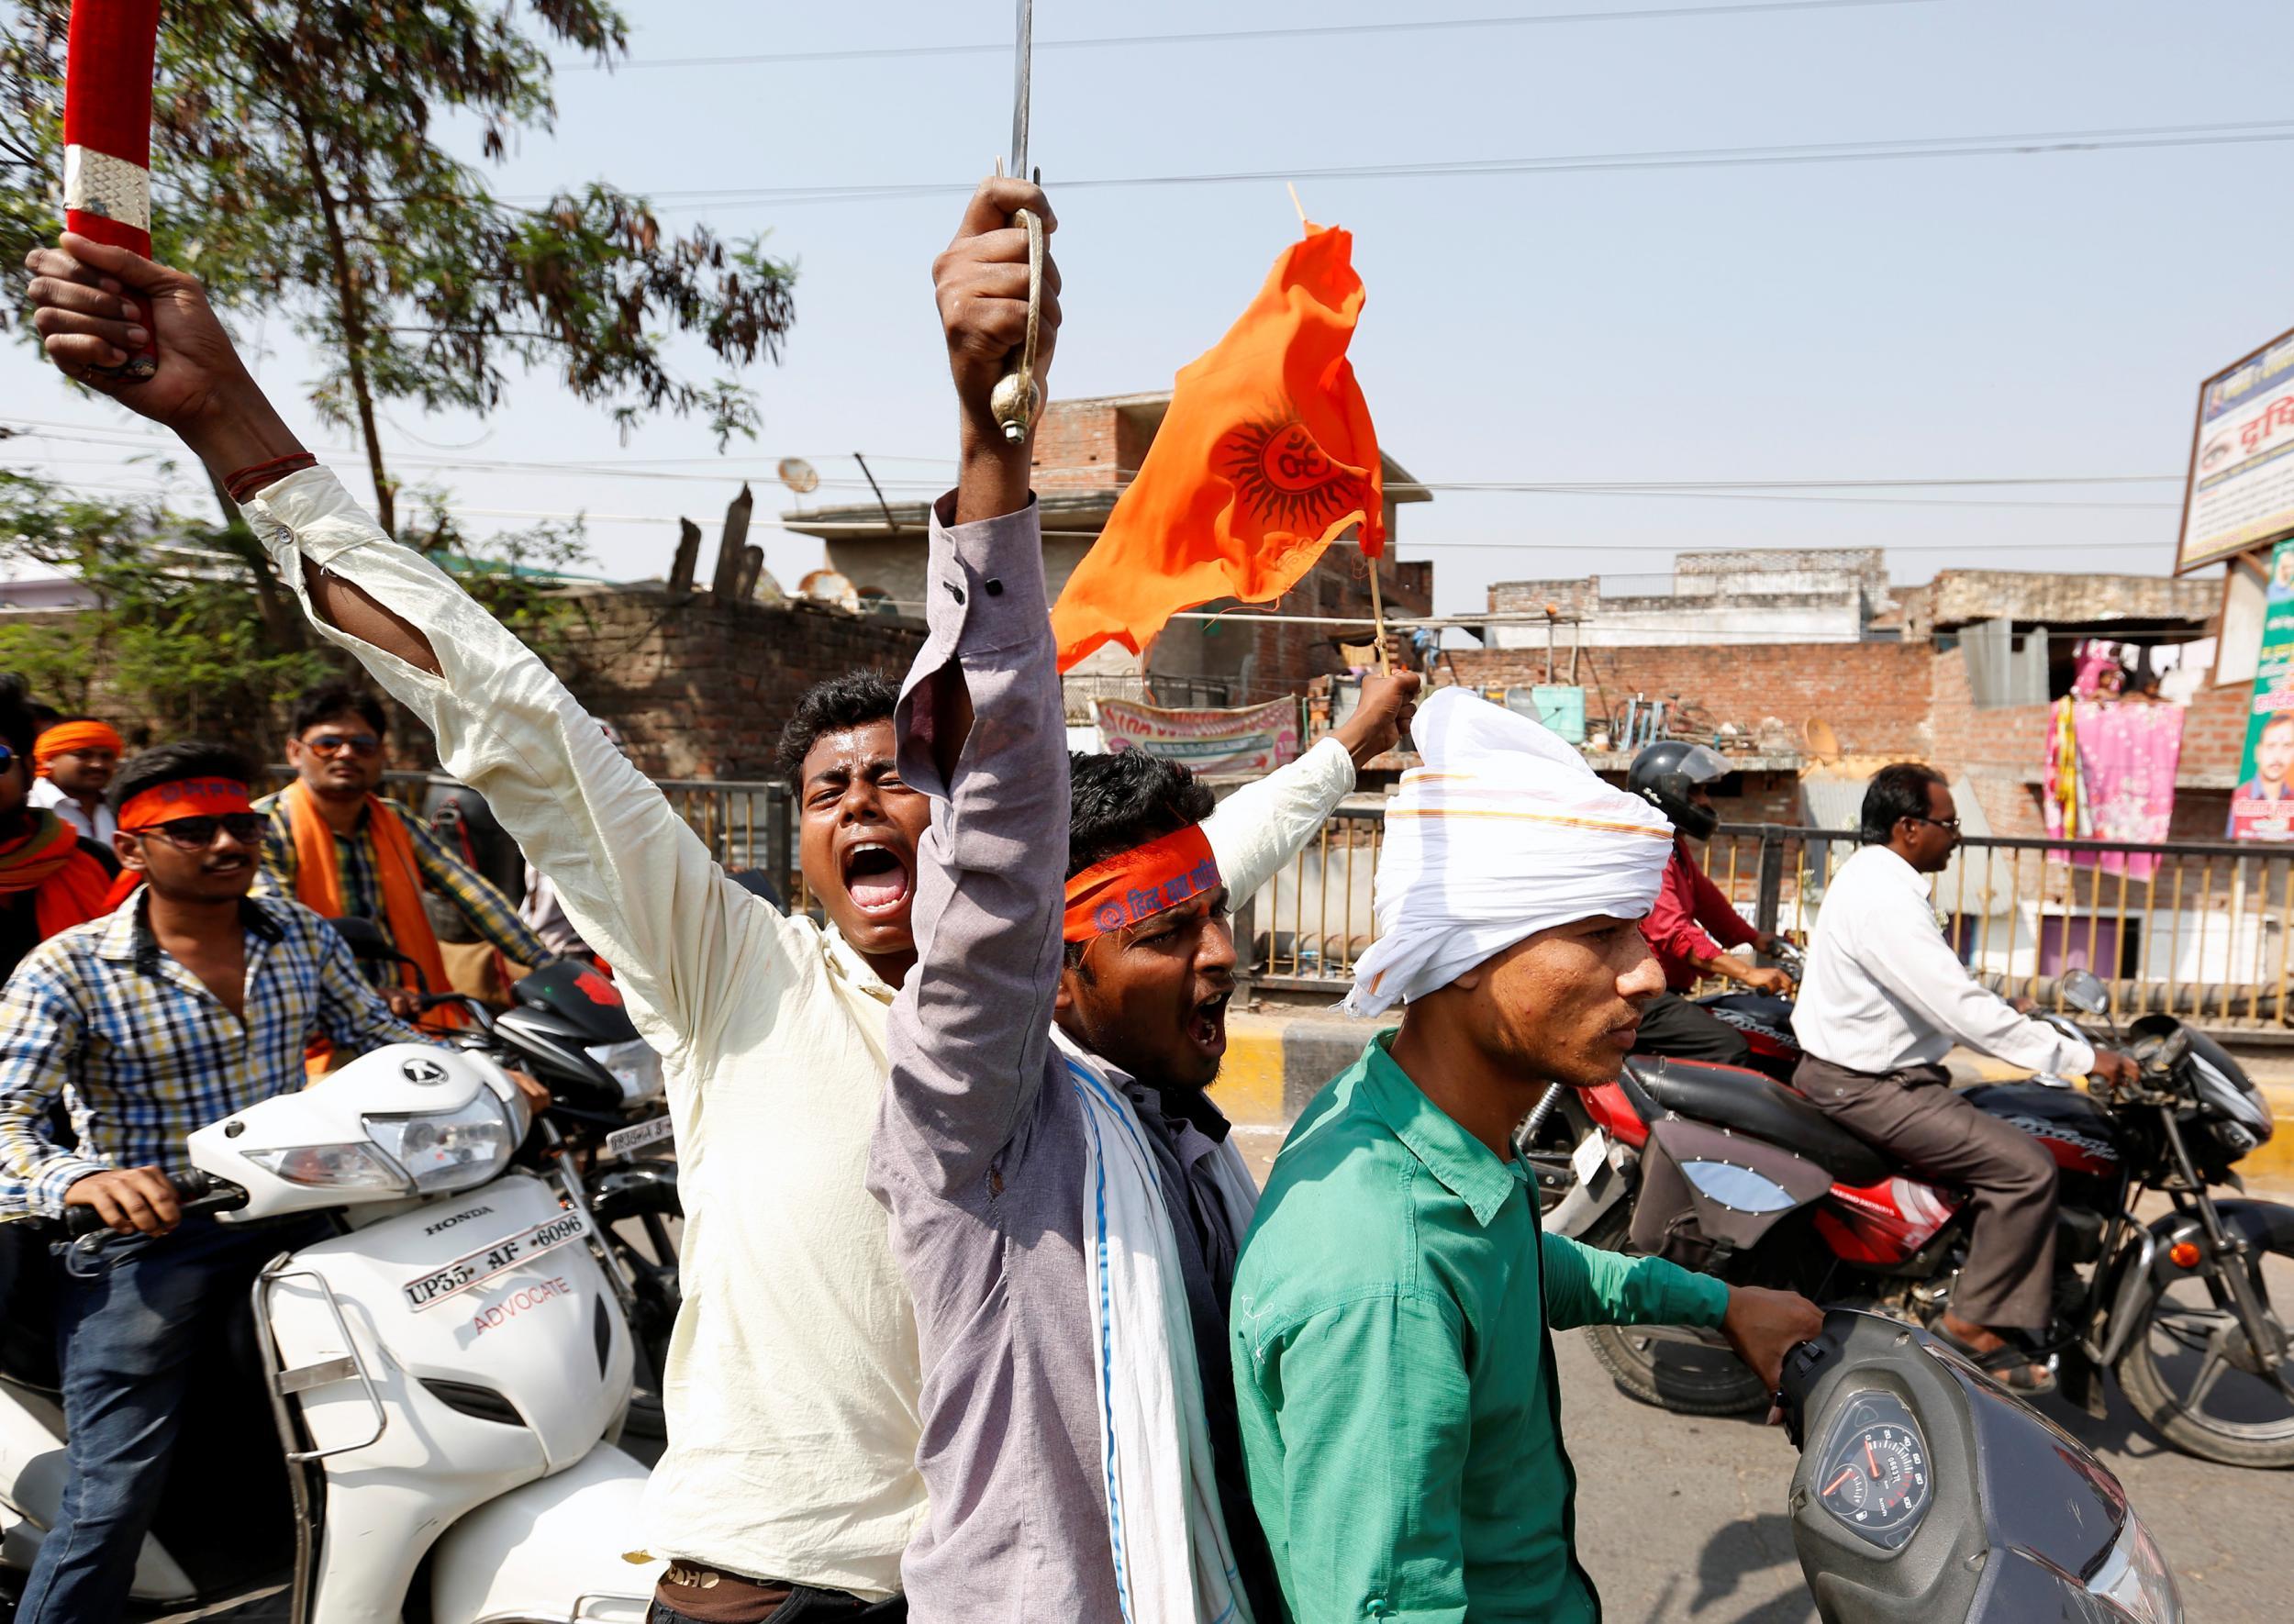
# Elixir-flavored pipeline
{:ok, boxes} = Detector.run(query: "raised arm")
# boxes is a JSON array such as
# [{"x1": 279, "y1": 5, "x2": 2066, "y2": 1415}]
[
  {"x1": 21, "y1": 234, "x2": 801, "y2": 1056},
  {"x1": 876, "y1": 178, "x2": 1068, "y2": 1195},
  {"x1": 1202, "y1": 670, "x2": 1418, "y2": 902}
]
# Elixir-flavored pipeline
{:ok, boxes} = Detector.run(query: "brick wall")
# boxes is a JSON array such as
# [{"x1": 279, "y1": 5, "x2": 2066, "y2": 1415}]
[
  {"x1": 550, "y1": 588, "x2": 928, "y2": 780},
  {"x1": 1448, "y1": 640, "x2": 1936, "y2": 756},
  {"x1": 1029, "y1": 397, "x2": 1132, "y2": 495}
]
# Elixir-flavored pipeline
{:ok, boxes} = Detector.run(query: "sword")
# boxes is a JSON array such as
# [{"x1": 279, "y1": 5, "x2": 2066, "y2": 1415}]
[{"x1": 987, "y1": 0, "x2": 1042, "y2": 444}]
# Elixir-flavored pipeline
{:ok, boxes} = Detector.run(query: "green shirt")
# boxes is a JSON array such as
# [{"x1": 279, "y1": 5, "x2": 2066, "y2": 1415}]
[{"x1": 1231, "y1": 1034, "x2": 1732, "y2": 1623}]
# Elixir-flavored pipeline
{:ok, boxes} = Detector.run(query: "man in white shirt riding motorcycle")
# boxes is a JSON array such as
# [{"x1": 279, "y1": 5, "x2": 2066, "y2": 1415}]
[{"x1": 1791, "y1": 762, "x2": 2137, "y2": 1392}]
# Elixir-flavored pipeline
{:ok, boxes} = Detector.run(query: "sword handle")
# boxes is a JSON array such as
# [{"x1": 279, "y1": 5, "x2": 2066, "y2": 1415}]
[{"x1": 988, "y1": 204, "x2": 1043, "y2": 444}]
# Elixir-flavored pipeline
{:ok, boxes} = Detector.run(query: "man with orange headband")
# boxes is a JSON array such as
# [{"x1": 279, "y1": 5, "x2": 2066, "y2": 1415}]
[
  {"x1": 0, "y1": 740, "x2": 443, "y2": 1622},
  {"x1": 0, "y1": 684, "x2": 117, "y2": 987},
  {"x1": 28, "y1": 717, "x2": 125, "y2": 845}
]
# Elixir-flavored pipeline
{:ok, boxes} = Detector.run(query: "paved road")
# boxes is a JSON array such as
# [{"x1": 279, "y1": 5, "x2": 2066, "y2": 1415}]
[{"x1": 1563, "y1": 1320, "x2": 2294, "y2": 1624}]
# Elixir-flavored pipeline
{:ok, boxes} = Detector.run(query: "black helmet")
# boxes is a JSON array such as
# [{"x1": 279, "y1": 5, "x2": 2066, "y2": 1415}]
[{"x1": 1627, "y1": 741, "x2": 1730, "y2": 840}]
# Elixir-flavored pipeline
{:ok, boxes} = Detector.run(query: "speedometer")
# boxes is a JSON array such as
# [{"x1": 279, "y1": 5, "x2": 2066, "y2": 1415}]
[{"x1": 1811, "y1": 1391, "x2": 1932, "y2": 1550}]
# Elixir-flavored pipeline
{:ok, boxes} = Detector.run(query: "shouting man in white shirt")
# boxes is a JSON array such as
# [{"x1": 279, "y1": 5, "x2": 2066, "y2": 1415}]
[
  {"x1": 1791, "y1": 762, "x2": 2136, "y2": 1392},
  {"x1": 22, "y1": 199, "x2": 1414, "y2": 1622}
]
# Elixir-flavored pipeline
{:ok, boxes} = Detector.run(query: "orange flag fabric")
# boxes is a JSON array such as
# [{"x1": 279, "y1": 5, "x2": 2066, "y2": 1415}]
[{"x1": 1052, "y1": 223, "x2": 1384, "y2": 672}]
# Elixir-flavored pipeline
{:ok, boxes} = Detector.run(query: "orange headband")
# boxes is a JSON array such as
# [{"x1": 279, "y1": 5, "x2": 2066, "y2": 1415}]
[
  {"x1": 118, "y1": 777, "x2": 254, "y2": 833},
  {"x1": 33, "y1": 720, "x2": 125, "y2": 773},
  {"x1": 1063, "y1": 823, "x2": 1221, "y2": 943}
]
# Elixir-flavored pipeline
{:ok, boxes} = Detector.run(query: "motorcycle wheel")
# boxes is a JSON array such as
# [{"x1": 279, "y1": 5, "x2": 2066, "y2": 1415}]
[
  {"x1": 2112, "y1": 1270, "x2": 2294, "y2": 1468},
  {"x1": 591, "y1": 1170, "x2": 682, "y2": 1441},
  {"x1": 1577, "y1": 1209, "x2": 1771, "y2": 1416}
]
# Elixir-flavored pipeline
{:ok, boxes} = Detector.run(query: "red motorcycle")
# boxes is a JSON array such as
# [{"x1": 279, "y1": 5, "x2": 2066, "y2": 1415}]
[{"x1": 1531, "y1": 971, "x2": 2294, "y2": 1468}]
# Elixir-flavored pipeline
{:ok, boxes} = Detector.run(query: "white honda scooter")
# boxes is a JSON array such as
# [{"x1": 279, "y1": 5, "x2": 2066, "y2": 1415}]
[{"x1": 0, "y1": 1044, "x2": 665, "y2": 1621}]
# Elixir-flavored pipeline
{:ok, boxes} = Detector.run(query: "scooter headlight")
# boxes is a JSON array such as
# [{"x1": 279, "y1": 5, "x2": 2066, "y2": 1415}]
[
  {"x1": 244, "y1": 1141, "x2": 409, "y2": 1192},
  {"x1": 362, "y1": 1090, "x2": 521, "y2": 1196}
]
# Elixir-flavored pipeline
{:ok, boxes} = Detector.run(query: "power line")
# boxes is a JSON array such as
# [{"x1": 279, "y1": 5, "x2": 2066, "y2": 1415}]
[
  {"x1": 6, "y1": 422, "x2": 2189, "y2": 495},
  {"x1": 558, "y1": 0, "x2": 1929, "y2": 72},
  {"x1": 3, "y1": 473, "x2": 2187, "y2": 548},
  {"x1": 507, "y1": 118, "x2": 2294, "y2": 212}
]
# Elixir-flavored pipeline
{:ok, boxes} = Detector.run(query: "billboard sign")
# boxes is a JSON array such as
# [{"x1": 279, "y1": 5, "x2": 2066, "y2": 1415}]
[
  {"x1": 2227, "y1": 538, "x2": 2294, "y2": 840},
  {"x1": 2178, "y1": 326, "x2": 2294, "y2": 574}
]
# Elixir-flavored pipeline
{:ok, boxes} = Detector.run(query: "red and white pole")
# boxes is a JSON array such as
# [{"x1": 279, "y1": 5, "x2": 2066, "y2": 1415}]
[{"x1": 62, "y1": 0, "x2": 161, "y2": 381}]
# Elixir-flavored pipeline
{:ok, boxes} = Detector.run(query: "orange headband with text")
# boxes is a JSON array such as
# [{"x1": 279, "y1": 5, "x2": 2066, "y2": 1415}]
[
  {"x1": 1063, "y1": 823, "x2": 1221, "y2": 943},
  {"x1": 117, "y1": 777, "x2": 254, "y2": 833}
]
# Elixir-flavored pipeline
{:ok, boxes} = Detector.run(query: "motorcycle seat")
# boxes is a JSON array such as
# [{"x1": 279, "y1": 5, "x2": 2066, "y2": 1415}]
[{"x1": 1631, "y1": 1058, "x2": 1891, "y2": 1186}]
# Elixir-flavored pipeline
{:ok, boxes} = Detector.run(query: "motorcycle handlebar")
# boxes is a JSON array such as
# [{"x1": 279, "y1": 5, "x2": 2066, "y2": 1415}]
[{"x1": 60, "y1": 1170, "x2": 248, "y2": 1240}]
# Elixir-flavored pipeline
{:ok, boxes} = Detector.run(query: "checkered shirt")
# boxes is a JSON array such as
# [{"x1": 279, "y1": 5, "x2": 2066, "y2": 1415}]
[
  {"x1": 252, "y1": 791, "x2": 549, "y2": 974},
  {"x1": 0, "y1": 891, "x2": 430, "y2": 1218}
]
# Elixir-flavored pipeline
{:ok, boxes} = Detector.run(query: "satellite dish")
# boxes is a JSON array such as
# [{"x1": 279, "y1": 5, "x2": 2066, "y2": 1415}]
[
  {"x1": 1803, "y1": 717, "x2": 1842, "y2": 762},
  {"x1": 777, "y1": 457, "x2": 819, "y2": 495}
]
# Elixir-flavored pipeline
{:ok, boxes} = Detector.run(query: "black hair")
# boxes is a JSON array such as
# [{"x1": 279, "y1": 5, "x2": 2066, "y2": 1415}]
[
  {"x1": 2262, "y1": 711, "x2": 2294, "y2": 738},
  {"x1": 774, "y1": 669, "x2": 899, "y2": 783},
  {"x1": 110, "y1": 741, "x2": 257, "y2": 810},
  {"x1": 1066, "y1": 751, "x2": 1216, "y2": 881},
  {"x1": 291, "y1": 679, "x2": 388, "y2": 740},
  {"x1": 0, "y1": 674, "x2": 35, "y2": 762},
  {"x1": 1860, "y1": 762, "x2": 1950, "y2": 846}
]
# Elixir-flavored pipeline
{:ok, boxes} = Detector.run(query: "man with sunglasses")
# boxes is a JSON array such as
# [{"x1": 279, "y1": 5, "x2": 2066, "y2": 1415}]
[
  {"x1": 1792, "y1": 762, "x2": 2137, "y2": 1392},
  {"x1": 254, "y1": 681, "x2": 549, "y2": 1020},
  {"x1": 0, "y1": 742, "x2": 446, "y2": 1622}
]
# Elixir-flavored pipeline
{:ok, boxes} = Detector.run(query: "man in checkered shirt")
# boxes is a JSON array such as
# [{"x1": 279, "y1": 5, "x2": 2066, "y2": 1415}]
[{"x1": 0, "y1": 740, "x2": 455, "y2": 1622}]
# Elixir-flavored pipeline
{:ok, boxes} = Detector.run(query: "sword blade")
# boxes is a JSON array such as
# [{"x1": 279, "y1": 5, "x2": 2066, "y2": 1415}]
[{"x1": 1008, "y1": 0, "x2": 1032, "y2": 177}]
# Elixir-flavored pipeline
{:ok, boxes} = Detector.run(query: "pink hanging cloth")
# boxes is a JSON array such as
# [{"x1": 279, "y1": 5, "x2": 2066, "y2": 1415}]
[{"x1": 2058, "y1": 701, "x2": 2182, "y2": 881}]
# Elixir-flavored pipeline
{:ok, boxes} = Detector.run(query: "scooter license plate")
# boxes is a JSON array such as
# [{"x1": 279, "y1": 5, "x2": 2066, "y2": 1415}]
[
  {"x1": 1570, "y1": 1128, "x2": 1609, "y2": 1186},
  {"x1": 605, "y1": 1113, "x2": 674, "y2": 1160},
  {"x1": 401, "y1": 1210, "x2": 592, "y2": 1312}
]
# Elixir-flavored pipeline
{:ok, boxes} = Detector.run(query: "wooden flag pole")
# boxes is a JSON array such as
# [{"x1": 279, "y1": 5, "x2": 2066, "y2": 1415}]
[{"x1": 1367, "y1": 558, "x2": 1392, "y2": 674}]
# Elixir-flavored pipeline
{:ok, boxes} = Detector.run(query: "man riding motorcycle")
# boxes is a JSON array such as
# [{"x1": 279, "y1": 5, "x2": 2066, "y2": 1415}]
[
  {"x1": 1790, "y1": 762, "x2": 2138, "y2": 1392},
  {"x1": 1627, "y1": 741, "x2": 1792, "y2": 1068}
]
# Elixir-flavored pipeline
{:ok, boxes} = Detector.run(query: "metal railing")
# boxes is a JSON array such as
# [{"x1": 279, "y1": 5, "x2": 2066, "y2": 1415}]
[
  {"x1": 1241, "y1": 810, "x2": 2294, "y2": 1033},
  {"x1": 1706, "y1": 825, "x2": 2294, "y2": 1030}
]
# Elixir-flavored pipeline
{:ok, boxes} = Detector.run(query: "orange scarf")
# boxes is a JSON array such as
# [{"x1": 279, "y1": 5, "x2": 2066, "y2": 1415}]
[
  {"x1": 0, "y1": 811, "x2": 116, "y2": 939},
  {"x1": 284, "y1": 780, "x2": 462, "y2": 1032}
]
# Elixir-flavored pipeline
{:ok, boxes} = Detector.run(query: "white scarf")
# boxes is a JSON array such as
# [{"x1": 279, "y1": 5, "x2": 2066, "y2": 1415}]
[
  {"x1": 1345, "y1": 687, "x2": 1676, "y2": 1017},
  {"x1": 1055, "y1": 1028, "x2": 1259, "y2": 1624}
]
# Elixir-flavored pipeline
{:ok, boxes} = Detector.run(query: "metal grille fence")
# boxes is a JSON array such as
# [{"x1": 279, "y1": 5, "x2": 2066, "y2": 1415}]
[
  {"x1": 282, "y1": 769, "x2": 807, "y2": 913},
  {"x1": 1240, "y1": 810, "x2": 2294, "y2": 1033}
]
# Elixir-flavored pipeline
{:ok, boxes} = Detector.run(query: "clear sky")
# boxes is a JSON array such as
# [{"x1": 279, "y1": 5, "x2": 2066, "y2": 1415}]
[{"x1": 6, "y1": 0, "x2": 2292, "y2": 617}]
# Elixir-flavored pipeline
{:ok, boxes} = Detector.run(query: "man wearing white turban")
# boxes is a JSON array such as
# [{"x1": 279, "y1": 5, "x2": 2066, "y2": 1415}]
[{"x1": 1231, "y1": 690, "x2": 1821, "y2": 1622}]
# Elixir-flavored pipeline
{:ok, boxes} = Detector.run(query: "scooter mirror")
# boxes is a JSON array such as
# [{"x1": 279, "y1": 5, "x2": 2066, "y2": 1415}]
[{"x1": 2059, "y1": 968, "x2": 2109, "y2": 1017}]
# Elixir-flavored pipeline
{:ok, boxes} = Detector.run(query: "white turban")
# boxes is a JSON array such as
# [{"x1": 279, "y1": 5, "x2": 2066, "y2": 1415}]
[{"x1": 1343, "y1": 688, "x2": 1676, "y2": 1017}]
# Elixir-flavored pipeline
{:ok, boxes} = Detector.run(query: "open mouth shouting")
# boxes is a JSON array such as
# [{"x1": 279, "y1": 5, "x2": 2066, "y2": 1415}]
[
  {"x1": 1188, "y1": 990, "x2": 1232, "y2": 1060},
  {"x1": 841, "y1": 840, "x2": 914, "y2": 918}
]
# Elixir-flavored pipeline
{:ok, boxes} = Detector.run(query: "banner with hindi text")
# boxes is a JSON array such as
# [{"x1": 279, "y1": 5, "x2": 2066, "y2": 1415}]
[{"x1": 1092, "y1": 696, "x2": 1302, "y2": 775}]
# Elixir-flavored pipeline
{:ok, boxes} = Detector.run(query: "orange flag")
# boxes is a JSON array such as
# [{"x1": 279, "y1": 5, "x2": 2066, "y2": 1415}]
[{"x1": 1052, "y1": 223, "x2": 1384, "y2": 672}]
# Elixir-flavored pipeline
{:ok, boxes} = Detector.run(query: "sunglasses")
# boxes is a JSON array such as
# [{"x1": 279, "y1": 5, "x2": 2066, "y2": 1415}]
[
  {"x1": 1903, "y1": 814, "x2": 1962, "y2": 833},
  {"x1": 303, "y1": 732, "x2": 383, "y2": 758},
  {"x1": 135, "y1": 812, "x2": 270, "y2": 851}
]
